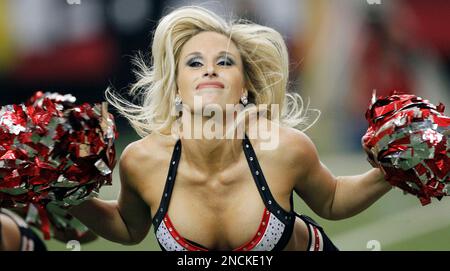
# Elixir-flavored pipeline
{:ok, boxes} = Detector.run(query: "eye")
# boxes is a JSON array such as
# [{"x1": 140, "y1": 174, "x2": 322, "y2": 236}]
[
  {"x1": 217, "y1": 57, "x2": 234, "y2": 67},
  {"x1": 187, "y1": 57, "x2": 203, "y2": 68}
]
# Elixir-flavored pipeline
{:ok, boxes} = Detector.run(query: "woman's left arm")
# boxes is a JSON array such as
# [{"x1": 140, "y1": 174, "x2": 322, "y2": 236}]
[
  {"x1": 291, "y1": 131, "x2": 392, "y2": 220},
  {"x1": 328, "y1": 168, "x2": 392, "y2": 219}
]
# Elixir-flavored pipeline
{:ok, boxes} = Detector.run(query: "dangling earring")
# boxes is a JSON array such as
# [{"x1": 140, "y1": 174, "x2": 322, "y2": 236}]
[
  {"x1": 240, "y1": 95, "x2": 248, "y2": 106},
  {"x1": 175, "y1": 95, "x2": 183, "y2": 112}
]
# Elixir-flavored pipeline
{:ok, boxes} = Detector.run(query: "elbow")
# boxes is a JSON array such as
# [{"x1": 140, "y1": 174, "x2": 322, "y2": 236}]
[
  {"x1": 326, "y1": 203, "x2": 362, "y2": 220},
  {"x1": 323, "y1": 179, "x2": 340, "y2": 220},
  {"x1": 120, "y1": 229, "x2": 148, "y2": 246},
  {"x1": 325, "y1": 176, "x2": 354, "y2": 220},
  {"x1": 323, "y1": 202, "x2": 349, "y2": 221},
  {"x1": 325, "y1": 212, "x2": 349, "y2": 221},
  {"x1": 117, "y1": 232, "x2": 146, "y2": 245},
  {"x1": 91, "y1": 232, "x2": 144, "y2": 246},
  {"x1": 325, "y1": 197, "x2": 354, "y2": 220},
  {"x1": 120, "y1": 238, "x2": 143, "y2": 246},
  {"x1": 318, "y1": 208, "x2": 344, "y2": 221}
]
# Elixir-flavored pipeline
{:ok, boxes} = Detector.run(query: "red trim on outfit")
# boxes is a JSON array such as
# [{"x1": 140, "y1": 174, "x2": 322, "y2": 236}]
[
  {"x1": 163, "y1": 214, "x2": 208, "y2": 251},
  {"x1": 312, "y1": 226, "x2": 320, "y2": 251},
  {"x1": 162, "y1": 208, "x2": 271, "y2": 251},
  {"x1": 234, "y1": 208, "x2": 271, "y2": 251}
]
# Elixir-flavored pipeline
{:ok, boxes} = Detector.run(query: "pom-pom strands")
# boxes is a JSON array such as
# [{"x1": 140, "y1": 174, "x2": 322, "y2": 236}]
[
  {"x1": 0, "y1": 91, "x2": 117, "y2": 238},
  {"x1": 362, "y1": 92, "x2": 450, "y2": 205}
]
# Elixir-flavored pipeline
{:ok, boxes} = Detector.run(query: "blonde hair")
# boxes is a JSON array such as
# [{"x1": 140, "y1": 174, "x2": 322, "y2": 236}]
[{"x1": 105, "y1": 6, "x2": 319, "y2": 137}]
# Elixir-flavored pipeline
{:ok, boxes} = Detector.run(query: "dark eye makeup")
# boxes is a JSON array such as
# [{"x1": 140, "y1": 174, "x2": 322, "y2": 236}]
[{"x1": 185, "y1": 54, "x2": 235, "y2": 68}]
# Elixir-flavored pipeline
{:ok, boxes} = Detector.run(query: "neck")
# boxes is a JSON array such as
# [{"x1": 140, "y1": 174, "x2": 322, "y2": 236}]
[
  {"x1": 180, "y1": 137, "x2": 243, "y2": 174},
  {"x1": 178, "y1": 112, "x2": 244, "y2": 174}
]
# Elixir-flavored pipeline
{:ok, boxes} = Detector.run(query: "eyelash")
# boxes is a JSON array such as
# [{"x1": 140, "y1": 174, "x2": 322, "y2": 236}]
[
  {"x1": 218, "y1": 58, "x2": 234, "y2": 66},
  {"x1": 187, "y1": 57, "x2": 234, "y2": 67}
]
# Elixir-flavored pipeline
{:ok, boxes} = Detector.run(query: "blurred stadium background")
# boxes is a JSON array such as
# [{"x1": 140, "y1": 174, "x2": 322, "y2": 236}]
[{"x1": 1, "y1": 0, "x2": 449, "y2": 251}]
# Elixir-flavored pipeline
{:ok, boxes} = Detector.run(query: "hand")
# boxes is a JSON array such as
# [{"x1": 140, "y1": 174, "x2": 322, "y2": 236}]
[
  {"x1": 48, "y1": 188, "x2": 100, "y2": 210},
  {"x1": 361, "y1": 142, "x2": 378, "y2": 169}
]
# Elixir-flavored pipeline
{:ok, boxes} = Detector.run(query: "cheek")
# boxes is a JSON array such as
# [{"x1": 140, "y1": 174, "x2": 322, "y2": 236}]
[
  {"x1": 227, "y1": 71, "x2": 245, "y2": 93},
  {"x1": 177, "y1": 70, "x2": 195, "y2": 91}
]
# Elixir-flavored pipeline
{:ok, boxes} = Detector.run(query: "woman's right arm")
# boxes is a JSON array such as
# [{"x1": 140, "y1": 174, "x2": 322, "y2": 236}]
[{"x1": 68, "y1": 145, "x2": 152, "y2": 245}]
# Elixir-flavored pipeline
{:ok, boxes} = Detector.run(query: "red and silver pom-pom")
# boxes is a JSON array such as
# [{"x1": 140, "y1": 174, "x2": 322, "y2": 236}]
[
  {"x1": 362, "y1": 91, "x2": 450, "y2": 205},
  {"x1": 0, "y1": 91, "x2": 118, "y2": 238}
]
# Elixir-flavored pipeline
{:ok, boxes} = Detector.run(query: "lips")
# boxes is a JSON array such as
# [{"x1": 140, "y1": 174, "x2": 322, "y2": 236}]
[{"x1": 196, "y1": 81, "x2": 225, "y2": 90}]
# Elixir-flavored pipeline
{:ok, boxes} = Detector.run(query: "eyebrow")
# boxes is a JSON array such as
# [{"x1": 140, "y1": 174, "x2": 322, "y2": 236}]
[{"x1": 184, "y1": 51, "x2": 236, "y2": 60}]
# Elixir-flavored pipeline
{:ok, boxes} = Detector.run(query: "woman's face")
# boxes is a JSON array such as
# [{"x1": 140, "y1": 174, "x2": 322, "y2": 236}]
[{"x1": 176, "y1": 31, "x2": 245, "y2": 112}]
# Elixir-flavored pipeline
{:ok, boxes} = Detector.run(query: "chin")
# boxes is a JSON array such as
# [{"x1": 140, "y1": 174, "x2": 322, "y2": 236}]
[{"x1": 201, "y1": 102, "x2": 225, "y2": 111}]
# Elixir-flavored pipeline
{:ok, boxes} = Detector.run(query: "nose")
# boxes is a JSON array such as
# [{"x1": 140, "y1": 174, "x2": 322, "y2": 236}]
[{"x1": 203, "y1": 64, "x2": 217, "y2": 78}]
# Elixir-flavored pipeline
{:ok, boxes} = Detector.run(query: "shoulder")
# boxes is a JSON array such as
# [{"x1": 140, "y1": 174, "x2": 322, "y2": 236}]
[
  {"x1": 275, "y1": 126, "x2": 319, "y2": 169},
  {"x1": 279, "y1": 126, "x2": 318, "y2": 156},
  {"x1": 249, "y1": 119, "x2": 321, "y2": 189},
  {"x1": 250, "y1": 117, "x2": 318, "y2": 164},
  {"x1": 249, "y1": 117, "x2": 320, "y2": 175},
  {"x1": 119, "y1": 132, "x2": 177, "y2": 188},
  {"x1": 271, "y1": 127, "x2": 322, "y2": 190}
]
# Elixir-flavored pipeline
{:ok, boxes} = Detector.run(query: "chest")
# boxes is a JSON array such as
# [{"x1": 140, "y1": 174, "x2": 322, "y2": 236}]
[{"x1": 141, "y1": 153, "x2": 296, "y2": 250}]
